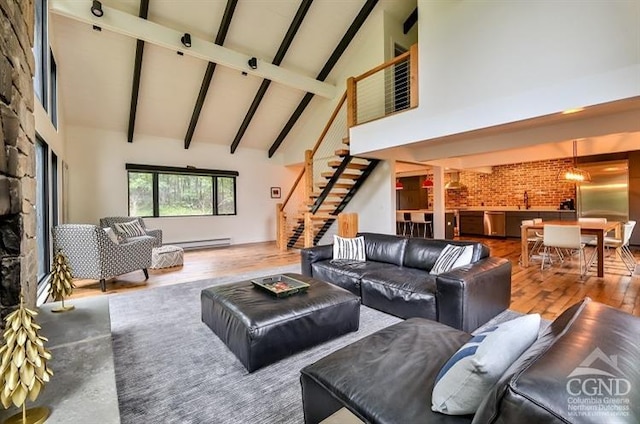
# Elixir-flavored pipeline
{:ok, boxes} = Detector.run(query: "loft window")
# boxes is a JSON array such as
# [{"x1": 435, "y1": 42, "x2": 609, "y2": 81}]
[
  {"x1": 126, "y1": 164, "x2": 238, "y2": 217},
  {"x1": 34, "y1": 0, "x2": 48, "y2": 109}
]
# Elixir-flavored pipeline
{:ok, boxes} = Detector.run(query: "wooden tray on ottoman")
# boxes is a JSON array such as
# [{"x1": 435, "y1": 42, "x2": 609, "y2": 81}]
[{"x1": 251, "y1": 274, "x2": 310, "y2": 298}]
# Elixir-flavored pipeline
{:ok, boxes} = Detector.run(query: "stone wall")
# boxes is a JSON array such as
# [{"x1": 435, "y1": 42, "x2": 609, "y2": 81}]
[{"x1": 0, "y1": 0, "x2": 37, "y2": 319}]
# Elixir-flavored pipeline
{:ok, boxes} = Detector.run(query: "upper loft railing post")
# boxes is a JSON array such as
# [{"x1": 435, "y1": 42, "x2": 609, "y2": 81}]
[
  {"x1": 304, "y1": 149, "x2": 313, "y2": 200},
  {"x1": 346, "y1": 77, "x2": 357, "y2": 128},
  {"x1": 410, "y1": 43, "x2": 419, "y2": 108},
  {"x1": 276, "y1": 202, "x2": 287, "y2": 251}
]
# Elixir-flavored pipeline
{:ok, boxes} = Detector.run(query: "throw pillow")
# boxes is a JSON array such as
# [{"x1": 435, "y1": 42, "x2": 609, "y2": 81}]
[
  {"x1": 114, "y1": 220, "x2": 146, "y2": 238},
  {"x1": 430, "y1": 244, "x2": 474, "y2": 275},
  {"x1": 432, "y1": 314, "x2": 541, "y2": 415},
  {"x1": 332, "y1": 235, "x2": 366, "y2": 262},
  {"x1": 102, "y1": 227, "x2": 120, "y2": 244}
]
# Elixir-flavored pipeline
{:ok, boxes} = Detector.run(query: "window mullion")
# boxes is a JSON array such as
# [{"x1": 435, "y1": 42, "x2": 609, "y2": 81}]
[{"x1": 152, "y1": 173, "x2": 159, "y2": 217}]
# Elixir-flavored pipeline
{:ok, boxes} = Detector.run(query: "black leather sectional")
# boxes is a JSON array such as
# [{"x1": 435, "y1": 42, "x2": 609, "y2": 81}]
[
  {"x1": 300, "y1": 298, "x2": 640, "y2": 423},
  {"x1": 301, "y1": 232, "x2": 512, "y2": 332}
]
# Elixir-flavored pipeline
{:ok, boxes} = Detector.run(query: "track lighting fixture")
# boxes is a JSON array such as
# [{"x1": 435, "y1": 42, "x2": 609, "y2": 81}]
[
  {"x1": 248, "y1": 57, "x2": 257, "y2": 70},
  {"x1": 181, "y1": 33, "x2": 192, "y2": 48},
  {"x1": 91, "y1": 0, "x2": 104, "y2": 17}
]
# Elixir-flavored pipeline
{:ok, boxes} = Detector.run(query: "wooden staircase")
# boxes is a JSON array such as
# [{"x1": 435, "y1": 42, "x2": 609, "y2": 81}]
[{"x1": 286, "y1": 142, "x2": 379, "y2": 249}]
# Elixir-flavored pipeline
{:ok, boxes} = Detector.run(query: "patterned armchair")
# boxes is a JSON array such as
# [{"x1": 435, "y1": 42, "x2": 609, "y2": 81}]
[
  {"x1": 99, "y1": 216, "x2": 162, "y2": 247},
  {"x1": 53, "y1": 224, "x2": 155, "y2": 292}
]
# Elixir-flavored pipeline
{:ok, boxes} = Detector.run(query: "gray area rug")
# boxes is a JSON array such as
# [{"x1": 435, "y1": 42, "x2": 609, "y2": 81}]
[
  {"x1": 110, "y1": 265, "x2": 403, "y2": 424},
  {"x1": 110, "y1": 265, "x2": 533, "y2": 424}
]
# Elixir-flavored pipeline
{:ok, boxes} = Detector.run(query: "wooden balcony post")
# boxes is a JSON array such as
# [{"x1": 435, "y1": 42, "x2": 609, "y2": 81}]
[
  {"x1": 304, "y1": 149, "x2": 313, "y2": 201},
  {"x1": 276, "y1": 203, "x2": 287, "y2": 251},
  {"x1": 338, "y1": 213, "x2": 358, "y2": 238},
  {"x1": 304, "y1": 212, "x2": 314, "y2": 248},
  {"x1": 346, "y1": 77, "x2": 357, "y2": 127},
  {"x1": 409, "y1": 43, "x2": 419, "y2": 108}
]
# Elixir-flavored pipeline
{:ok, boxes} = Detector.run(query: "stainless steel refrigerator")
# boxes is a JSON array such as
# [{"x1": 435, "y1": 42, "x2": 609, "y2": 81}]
[{"x1": 577, "y1": 160, "x2": 629, "y2": 222}]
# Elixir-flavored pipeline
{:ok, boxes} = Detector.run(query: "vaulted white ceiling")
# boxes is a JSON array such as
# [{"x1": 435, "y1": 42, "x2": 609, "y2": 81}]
[{"x1": 50, "y1": 0, "x2": 416, "y2": 152}]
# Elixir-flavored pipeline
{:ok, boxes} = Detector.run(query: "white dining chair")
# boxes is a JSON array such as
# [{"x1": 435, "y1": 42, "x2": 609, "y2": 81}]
[
  {"x1": 587, "y1": 220, "x2": 637, "y2": 275},
  {"x1": 396, "y1": 212, "x2": 409, "y2": 236},
  {"x1": 541, "y1": 225, "x2": 591, "y2": 276},
  {"x1": 519, "y1": 220, "x2": 543, "y2": 265},
  {"x1": 409, "y1": 212, "x2": 433, "y2": 238},
  {"x1": 578, "y1": 217, "x2": 607, "y2": 244}
]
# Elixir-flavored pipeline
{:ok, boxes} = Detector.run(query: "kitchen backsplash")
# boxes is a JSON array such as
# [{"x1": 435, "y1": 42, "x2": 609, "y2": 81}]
[{"x1": 442, "y1": 158, "x2": 577, "y2": 209}]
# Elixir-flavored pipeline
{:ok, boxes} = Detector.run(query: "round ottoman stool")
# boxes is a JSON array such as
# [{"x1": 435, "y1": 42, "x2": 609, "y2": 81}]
[{"x1": 151, "y1": 245, "x2": 184, "y2": 269}]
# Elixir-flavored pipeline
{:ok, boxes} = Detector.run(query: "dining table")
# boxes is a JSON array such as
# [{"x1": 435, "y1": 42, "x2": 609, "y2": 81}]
[{"x1": 521, "y1": 220, "x2": 621, "y2": 277}]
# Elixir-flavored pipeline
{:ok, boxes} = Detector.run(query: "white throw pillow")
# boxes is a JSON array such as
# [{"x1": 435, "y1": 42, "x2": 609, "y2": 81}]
[
  {"x1": 103, "y1": 227, "x2": 120, "y2": 244},
  {"x1": 114, "y1": 220, "x2": 146, "y2": 238},
  {"x1": 432, "y1": 314, "x2": 541, "y2": 415},
  {"x1": 332, "y1": 235, "x2": 366, "y2": 262},
  {"x1": 430, "y1": 244, "x2": 474, "y2": 275}
]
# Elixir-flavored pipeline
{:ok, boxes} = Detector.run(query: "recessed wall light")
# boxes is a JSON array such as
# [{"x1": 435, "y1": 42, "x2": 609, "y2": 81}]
[{"x1": 248, "y1": 57, "x2": 257, "y2": 70}]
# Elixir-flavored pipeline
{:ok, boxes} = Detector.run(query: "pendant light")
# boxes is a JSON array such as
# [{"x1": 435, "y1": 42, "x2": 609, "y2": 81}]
[
  {"x1": 395, "y1": 179, "x2": 404, "y2": 190},
  {"x1": 558, "y1": 139, "x2": 591, "y2": 183},
  {"x1": 421, "y1": 176, "x2": 433, "y2": 189}
]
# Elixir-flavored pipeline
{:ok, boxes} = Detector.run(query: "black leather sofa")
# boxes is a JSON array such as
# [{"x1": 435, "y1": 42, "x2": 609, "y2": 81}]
[
  {"x1": 301, "y1": 298, "x2": 640, "y2": 423},
  {"x1": 301, "y1": 233, "x2": 511, "y2": 332}
]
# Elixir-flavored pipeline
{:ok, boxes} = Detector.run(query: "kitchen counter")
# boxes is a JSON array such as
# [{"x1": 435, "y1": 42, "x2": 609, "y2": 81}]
[
  {"x1": 396, "y1": 209, "x2": 458, "y2": 213},
  {"x1": 457, "y1": 206, "x2": 576, "y2": 212}
]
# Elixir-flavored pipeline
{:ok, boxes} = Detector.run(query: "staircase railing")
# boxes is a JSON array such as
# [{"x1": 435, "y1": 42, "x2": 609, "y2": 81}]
[
  {"x1": 277, "y1": 44, "x2": 418, "y2": 250},
  {"x1": 347, "y1": 43, "x2": 418, "y2": 127},
  {"x1": 277, "y1": 92, "x2": 347, "y2": 250}
]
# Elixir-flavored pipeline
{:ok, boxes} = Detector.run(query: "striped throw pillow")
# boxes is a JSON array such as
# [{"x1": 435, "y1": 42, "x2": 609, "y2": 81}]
[
  {"x1": 332, "y1": 235, "x2": 366, "y2": 262},
  {"x1": 430, "y1": 244, "x2": 474, "y2": 275},
  {"x1": 432, "y1": 314, "x2": 541, "y2": 415},
  {"x1": 114, "y1": 220, "x2": 146, "y2": 238}
]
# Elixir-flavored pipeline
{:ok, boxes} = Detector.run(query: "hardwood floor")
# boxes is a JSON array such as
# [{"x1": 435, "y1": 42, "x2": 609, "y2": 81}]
[{"x1": 67, "y1": 238, "x2": 640, "y2": 321}]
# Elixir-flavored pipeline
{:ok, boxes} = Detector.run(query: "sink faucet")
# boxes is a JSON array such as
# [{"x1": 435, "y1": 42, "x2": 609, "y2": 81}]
[{"x1": 524, "y1": 191, "x2": 530, "y2": 210}]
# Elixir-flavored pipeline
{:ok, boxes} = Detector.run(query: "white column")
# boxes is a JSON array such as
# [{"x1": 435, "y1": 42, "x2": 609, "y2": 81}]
[{"x1": 432, "y1": 166, "x2": 446, "y2": 238}]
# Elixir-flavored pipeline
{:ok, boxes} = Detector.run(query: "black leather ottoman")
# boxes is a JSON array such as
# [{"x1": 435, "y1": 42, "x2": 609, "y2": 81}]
[{"x1": 201, "y1": 273, "x2": 360, "y2": 372}]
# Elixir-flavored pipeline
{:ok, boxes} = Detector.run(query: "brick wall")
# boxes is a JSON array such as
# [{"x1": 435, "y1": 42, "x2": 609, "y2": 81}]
[
  {"x1": 435, "y1": 158, "x2": 577, "y2": 209},
  {"x1": 0, "y1": 0, "x2": 37, "y2": 319}
]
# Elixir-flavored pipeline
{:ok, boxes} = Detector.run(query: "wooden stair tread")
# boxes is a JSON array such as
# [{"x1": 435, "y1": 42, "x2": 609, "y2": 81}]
[
  {"x1": 310, "y1": 192, "x2": 345, "y2": 198},
  {"x1": 328, "y1": 161, "x2": 368, "y2": 170},
  {"x1": 320, "y1": 171, "x2": 361, "y2": 180},
  {"x1": 317, "y1": 182, "x2": 354, "y2": 189},
  {"x1": 335, "y1": 149, "x2": 350, "y2": 157},
  {"x1": 342, "y1": 137, "x2": 350, "y2": 145}
]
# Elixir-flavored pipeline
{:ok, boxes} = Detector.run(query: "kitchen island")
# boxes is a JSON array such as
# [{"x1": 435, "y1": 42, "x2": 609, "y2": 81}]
[{"x1": 457, "y1": 208, "x2": 577, "y2": 237}]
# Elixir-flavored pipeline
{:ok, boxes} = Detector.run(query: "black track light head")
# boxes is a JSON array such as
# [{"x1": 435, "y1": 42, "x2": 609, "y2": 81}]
[
  {"x1": 91, "y1": 0, "x2": 104, "y2": 17},
  {"x1": 248, "y1": 57, "x2": 257, "y2": 70},
  {"x1": 181, "y1": 33, "x2": 192, "y2": 48}
]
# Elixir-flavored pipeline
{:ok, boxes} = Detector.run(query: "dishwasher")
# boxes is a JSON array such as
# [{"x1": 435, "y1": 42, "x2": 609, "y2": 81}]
[{"x1": 483, "y1": 211, "x2": 506, "y2": 237}]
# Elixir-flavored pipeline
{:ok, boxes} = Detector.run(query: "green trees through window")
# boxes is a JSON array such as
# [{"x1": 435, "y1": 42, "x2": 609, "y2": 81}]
[{"x1": 128, "y1": 169, "x2": 236, "y2": 217}]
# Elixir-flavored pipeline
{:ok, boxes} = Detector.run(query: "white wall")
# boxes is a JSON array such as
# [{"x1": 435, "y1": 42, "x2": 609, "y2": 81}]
[
  {"x1": 65, "y1": 126, "x2": 296, "y2": 245},
  {"x1": 351, "y1": 0, "x2": 640, "y2": 156}
]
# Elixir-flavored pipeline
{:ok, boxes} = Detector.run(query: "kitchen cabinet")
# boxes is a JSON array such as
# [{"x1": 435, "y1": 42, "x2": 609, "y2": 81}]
[
  {"x1": 397, "y1": 176, "x2": 429, "y2": 210},
  {"x1": 459, "y1": 211, "x2": 484, "y2": 236},
  {"x1": 505, "y1": 212, "x2": 539, "y2": 237},
  {"x1": 505, "y1": 211, "x2": 576, "y2": 237}
]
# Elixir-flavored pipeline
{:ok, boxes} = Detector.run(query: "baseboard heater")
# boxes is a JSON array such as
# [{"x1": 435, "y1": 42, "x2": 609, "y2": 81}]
[{"x1": 172, "y1": 238, "x2": 231, "y2": 250}]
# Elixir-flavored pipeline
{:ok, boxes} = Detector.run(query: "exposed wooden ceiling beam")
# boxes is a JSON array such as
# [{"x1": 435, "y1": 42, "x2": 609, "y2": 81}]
[
  {"x1": 50, "y1": 0, "x2": 337, "y2": 98},
  {"x1": 267, "y1": 0, "x2": 379, "y2": 158},
  {"x1": 403, "y1": 8, "x2": 418, "y2": 35},
  {"x1": 127, "y1": 0, "x2": 149, "y2": 143},
  {"x1": 184, "y1": 0, "x2": 238, "y2": 150},
  {"x1": 230, "y1": 0, "x2": 314, "y2": 154}
]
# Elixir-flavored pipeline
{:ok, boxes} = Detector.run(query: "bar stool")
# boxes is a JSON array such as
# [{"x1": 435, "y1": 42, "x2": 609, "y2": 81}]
[
  {"x1": 410, "y1": 212, "x2": 433, "y2": 238},
  {"x1": 396, "y1": 212, "x2": 409, "y2": 236}
]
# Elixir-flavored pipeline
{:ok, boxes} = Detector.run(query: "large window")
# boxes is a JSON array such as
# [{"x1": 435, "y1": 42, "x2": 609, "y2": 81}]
[
  {"x1": 127, "y1": 164, "x2": 238, "y2": 217},
  {"x1": 35, "y1": 137, "x2": 49, "y2": 282},
  {"x1": 34, "y1": 0, "x2": 47, "y2": 108},
  {"x1": 49, "y1": 50, "x2": 57, "y2": 128}
]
